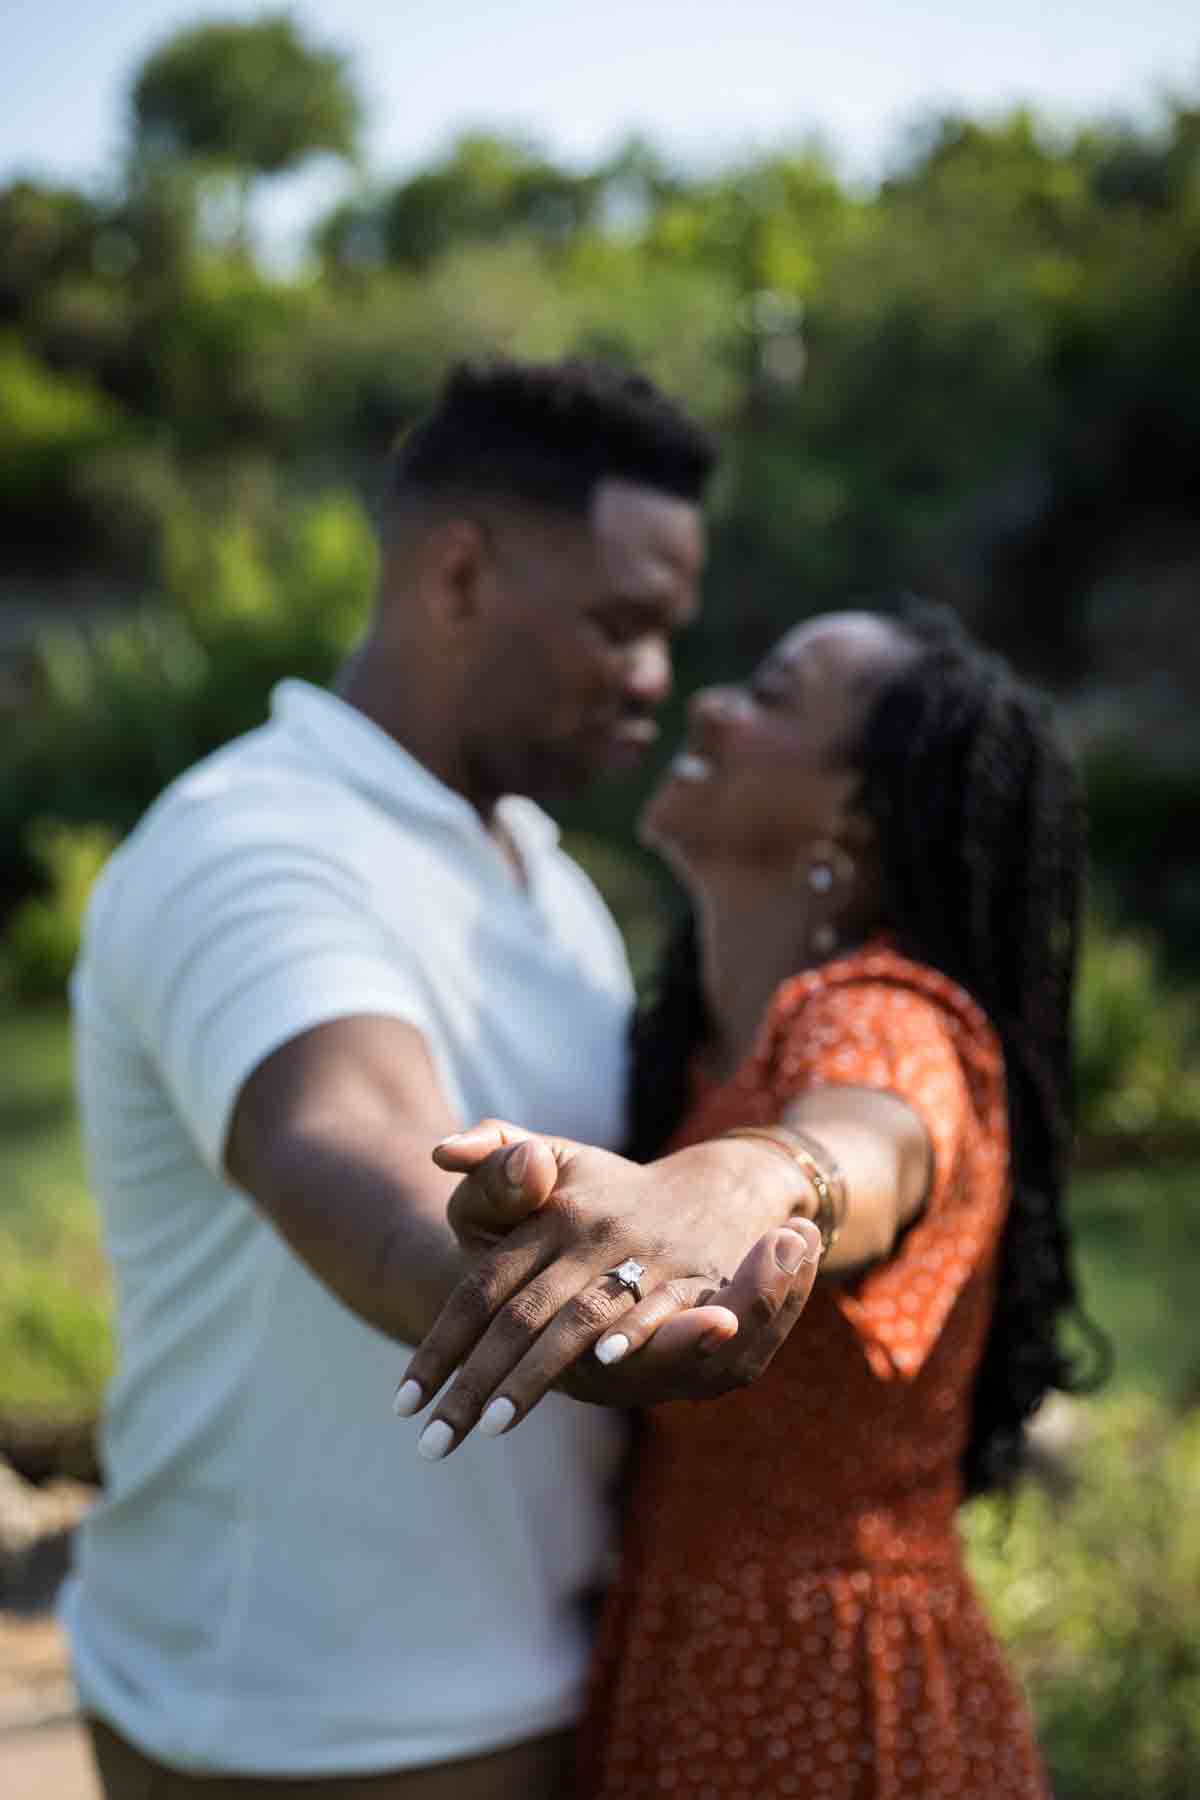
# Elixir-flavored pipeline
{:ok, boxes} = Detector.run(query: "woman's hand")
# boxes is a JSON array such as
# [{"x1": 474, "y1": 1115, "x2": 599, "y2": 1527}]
[{"x1": 393, "y1": 1119, "x2": 821, "y2": 1457}]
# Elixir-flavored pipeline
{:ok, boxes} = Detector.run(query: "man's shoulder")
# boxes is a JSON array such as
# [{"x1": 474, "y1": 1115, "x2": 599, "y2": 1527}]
[
  {"x1": 129, "y1": 725, "x2": 366, "y2": 868},
  {"x1": 80, "y1": 726, "x2": 372, "y2": 965}
]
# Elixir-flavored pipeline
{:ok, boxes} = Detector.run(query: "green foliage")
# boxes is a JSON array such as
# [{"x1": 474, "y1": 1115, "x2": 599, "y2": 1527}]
[
  {"x1": 0, "y1": 180, "x2": 103, "y2": 320},
  {"x1": 0, "y1": 1005, "x2": 109, "y2": 1424},
  {"x1": 132, "y1": 15, "x2": 361, "y2": 179},
  {"x1": 965, "y1": 1395, "x2": 1200, "y2": 1799},
  {"x1": 1082, "y1": 733, "x2": 1200, "y2": 973},
  {"x1": 1069, "y1": 1160, "x2": 1200, "y2": 1403},
  {"x1": 0, "y1": 1261, "x2": 112, "y2": 1419},
  {"x1": 2, "y1": 822, "x2": 118, "y2": 1003},
  {"x1": 5, "y1": 80, "x2": 1200, "y2": 964},
  {"x1": 1074, "y1": 917, "x2": 1200, "y2": 1136},
  {"x1": 0, "y1": 488, "x2": 375, "y2": 905},
  {"x1": 320, "y1": 133, "x2": 601, "y2": 274},
  {"x1": 154, "y1": 258, "x2": 319, "y2": 450},
  {"x1": 0, "y1": 335, "x2": 132, "y2": 515}
]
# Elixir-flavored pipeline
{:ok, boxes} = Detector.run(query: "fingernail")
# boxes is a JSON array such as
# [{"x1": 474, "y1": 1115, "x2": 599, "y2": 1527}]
[
  {"x1": 595, "y1": 1333, "x2": 630, "y2": 1365},
  {"x1": 479, "y1": 1397, "x2": 517, "y2": 1437},
  {"x1": 417, "y1": 1419, "x2": 455, "y2": 1461},
  {"x1": 504, "y1": 1142, "x2": 529, "y2": 1186},
  {"x1": 776, "y1": 1222, "x2": 822, "y2": 1271},
  {"x1": 436, "y1": 1132, "x2": 466, "y2": 1147},
  {"x1": 392, "y1": 1378, "x2": 424, "y2": 1417}
]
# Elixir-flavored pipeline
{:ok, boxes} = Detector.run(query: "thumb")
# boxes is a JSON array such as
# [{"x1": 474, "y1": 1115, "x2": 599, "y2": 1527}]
[
  {"x1": 441, "y1": 1130, "x2": 563, "y2": 1239},
  {"x1": 431, "y1": 1117, "x2": 526, "y2": 1171}
]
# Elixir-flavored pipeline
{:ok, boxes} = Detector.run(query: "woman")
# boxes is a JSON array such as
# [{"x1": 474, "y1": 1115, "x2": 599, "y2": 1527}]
[{"x1": 401, "y1": 603, "x2": 1099, "y2": 1799}]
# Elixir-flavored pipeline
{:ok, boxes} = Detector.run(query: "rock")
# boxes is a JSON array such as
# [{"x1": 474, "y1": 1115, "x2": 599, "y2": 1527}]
[{"x1": 0, "y1": 1459, "x2": 95, "y2": 1613}]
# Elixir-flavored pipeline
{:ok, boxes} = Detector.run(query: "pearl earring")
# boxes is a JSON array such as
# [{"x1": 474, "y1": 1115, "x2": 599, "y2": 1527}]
[{"x1": 800, "y1": 839, "x2": 856, "y2": 962}]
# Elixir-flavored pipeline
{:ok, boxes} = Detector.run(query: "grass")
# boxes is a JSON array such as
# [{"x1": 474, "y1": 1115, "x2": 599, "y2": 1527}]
[
  {"x1": 1069, "y1": 1158, "x2": 1200, "y2": 1404},
  {"x1": 0, "y1": 1004, "x2": 110, "y2": 1421}
]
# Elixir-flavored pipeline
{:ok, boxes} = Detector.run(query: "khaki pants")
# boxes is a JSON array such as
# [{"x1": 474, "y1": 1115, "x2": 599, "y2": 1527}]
[{"x1": 87, "y1": 1717, "x2": 573, "y2": 1800}]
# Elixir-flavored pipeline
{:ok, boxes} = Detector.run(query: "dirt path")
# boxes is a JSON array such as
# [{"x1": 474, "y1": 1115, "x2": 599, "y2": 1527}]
[
  {"x1": 0, "y1": 1458, "x2": 101, "y2": 1792},
  {"x1": 0, "y1": 1608, "x2": 98, "y2": 1795},
  {"x1": 3, "y1": 1716, "x2": 101, "y2": 1799}
]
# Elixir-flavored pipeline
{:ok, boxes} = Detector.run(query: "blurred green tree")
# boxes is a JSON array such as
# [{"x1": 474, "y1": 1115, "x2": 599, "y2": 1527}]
[
  {"x1": 131, "y1": 14, "x2": 362, "y2": 249},
  {"x1": 318, "y1": 133, "x2": 600, "y2": 275}
]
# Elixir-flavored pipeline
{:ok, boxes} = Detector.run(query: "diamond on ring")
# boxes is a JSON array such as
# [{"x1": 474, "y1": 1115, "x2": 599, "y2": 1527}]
[{"x1": 603, "y1": 1258, "x2": 646, "y2": 1302}]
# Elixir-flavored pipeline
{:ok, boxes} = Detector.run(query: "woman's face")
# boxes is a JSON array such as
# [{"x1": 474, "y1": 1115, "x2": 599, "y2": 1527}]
[{"x1": 640, "y1": 612, "x2": 910, "y2": 874}]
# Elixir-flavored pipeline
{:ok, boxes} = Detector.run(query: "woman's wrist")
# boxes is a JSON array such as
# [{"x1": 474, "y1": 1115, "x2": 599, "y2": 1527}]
[
  {"x1": 653, "y1": 1137, "x2": 815, "y2": 1274},
  {"x1": 716, "y1": 1125, "x2": 846, "y2": 1258}
]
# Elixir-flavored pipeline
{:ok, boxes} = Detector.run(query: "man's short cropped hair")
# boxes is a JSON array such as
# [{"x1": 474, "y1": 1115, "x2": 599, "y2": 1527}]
[{"x1": 386, "y1": 357, "x2": 717, "y2": 523}]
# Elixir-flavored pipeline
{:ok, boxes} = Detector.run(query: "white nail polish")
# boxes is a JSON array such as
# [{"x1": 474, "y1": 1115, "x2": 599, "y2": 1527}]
[
  {"x1": 417, "y1": 1420, "x2": 455, "y2": 1461},
  {"x1": 392, "y1": 1379, "x2": 423, "y2": 1417},
  {"x1": 479, "y1": 1397, "x2": 516, "y2": 1437},
  {"x1": 595, "y1": 1334, "x2": 630, "y2": 1366}
]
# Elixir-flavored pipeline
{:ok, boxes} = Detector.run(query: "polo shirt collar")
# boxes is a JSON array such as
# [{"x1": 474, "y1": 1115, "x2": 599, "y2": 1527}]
[{"x1": 271, "y1": 680, "x2": 560, "y2": 865}]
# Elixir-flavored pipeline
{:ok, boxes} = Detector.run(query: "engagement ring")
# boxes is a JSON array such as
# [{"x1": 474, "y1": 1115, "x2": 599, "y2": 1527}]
[{"x1": 602, "y1": 1258, "x2": 646, "y2": 1302}]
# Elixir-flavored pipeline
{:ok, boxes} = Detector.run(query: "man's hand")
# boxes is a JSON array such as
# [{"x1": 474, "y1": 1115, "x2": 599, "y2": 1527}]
[{"x1": 392, "y1": 1120, "x2": 821, "y2": 1457}]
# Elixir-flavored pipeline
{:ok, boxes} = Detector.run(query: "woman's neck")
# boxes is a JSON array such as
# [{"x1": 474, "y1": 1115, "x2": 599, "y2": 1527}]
[
  {"x1": 693, "y1": 868, "x2": 819, "y2": 1083},
  {"x1": 691, "y1": 859, "x2": 884, "y2": 1084}
]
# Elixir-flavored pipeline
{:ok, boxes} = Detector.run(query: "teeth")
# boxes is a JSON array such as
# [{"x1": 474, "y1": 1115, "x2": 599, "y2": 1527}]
[{"x1": 671, "y1": 752, "x2": 713, "y2": 782}]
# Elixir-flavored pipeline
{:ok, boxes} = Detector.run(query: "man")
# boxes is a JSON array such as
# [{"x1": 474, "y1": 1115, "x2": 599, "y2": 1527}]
[{"x1": 65, "y1": 359, "x2": 819, "y2": 1800}]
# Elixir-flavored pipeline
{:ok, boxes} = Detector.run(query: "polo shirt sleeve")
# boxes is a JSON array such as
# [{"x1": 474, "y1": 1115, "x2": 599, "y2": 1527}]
[{"x1": 111, "y1": 801, "x2": 438, "y2": 1178}]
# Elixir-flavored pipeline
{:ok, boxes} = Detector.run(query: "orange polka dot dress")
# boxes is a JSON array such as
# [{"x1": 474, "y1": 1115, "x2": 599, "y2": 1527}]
[{"x1": 576, "y1": 945, "x2": 1048, "y2": 1800}]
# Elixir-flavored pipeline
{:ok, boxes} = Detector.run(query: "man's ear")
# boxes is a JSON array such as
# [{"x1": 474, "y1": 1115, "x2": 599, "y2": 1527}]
[{"x1": 420, "y1": 517, "x2": 489, "y2": 636}]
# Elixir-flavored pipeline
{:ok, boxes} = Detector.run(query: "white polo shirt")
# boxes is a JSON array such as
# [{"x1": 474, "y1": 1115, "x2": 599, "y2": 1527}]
[{"x1": 63, "y1": 680, "x2": 632, "y2": 1776}]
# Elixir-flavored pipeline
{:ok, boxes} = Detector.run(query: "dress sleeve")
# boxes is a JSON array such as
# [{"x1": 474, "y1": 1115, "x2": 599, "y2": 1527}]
[{"x1": 755, "y1": 977, "x2": 1009, "y2": 1380}]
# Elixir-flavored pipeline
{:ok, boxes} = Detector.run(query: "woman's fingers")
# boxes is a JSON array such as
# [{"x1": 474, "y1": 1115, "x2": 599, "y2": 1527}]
[
  {"x1": 589, "y1": 1224, "x2": 821, "y2": 1404},
  {"x1": 393, "y1": 1229, "x2": 553, "y2": 1422},
  {"x1": 410, "y1": 1254, "x2": 637, "y2": 1456},
  {"x1": 401, "y1": 1222, "x2": 823, "y2": 1447},
  {"x1": 419, "y1": 1272, "x2": 741, "y2": 1457},
  {"x1": 592, "y1": 1286, "x2": 738, "y2": 1367}
]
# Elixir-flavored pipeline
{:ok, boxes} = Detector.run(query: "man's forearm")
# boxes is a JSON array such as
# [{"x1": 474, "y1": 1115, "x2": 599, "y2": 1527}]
[{"x1": 243, "y1": 1118, "x2": 468, "y2": 1346}]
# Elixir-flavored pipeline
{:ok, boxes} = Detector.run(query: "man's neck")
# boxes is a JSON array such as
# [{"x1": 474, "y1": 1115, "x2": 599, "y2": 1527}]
[
  {"x1": 336, "y1": 647, "x2": 530, "y2": 883},
  {"x1": 336, "y1": 643, "x2": 483, "y2": 812}
]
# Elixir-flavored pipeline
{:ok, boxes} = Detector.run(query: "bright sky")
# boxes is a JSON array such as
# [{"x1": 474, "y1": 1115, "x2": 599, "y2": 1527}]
[{"x1": 4, "y1": 0, "x2": 1198, "y2": 258}]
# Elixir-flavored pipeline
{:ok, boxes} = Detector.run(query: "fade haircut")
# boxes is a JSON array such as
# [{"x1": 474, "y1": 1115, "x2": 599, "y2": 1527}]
[{"x1": 386, "y1": 357, "x2": 718, "y2": 526}]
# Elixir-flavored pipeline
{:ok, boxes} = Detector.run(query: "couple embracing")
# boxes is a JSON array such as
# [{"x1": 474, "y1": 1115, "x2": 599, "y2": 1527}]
[{"x1": 68, "y1": 357, "x2": 1091, "y2": 1799}]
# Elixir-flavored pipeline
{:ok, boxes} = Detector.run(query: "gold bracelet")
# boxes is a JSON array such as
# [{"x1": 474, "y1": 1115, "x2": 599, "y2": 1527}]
[{"x1": 719, "y1": 1125, "x2": 847, "y2": 1258}]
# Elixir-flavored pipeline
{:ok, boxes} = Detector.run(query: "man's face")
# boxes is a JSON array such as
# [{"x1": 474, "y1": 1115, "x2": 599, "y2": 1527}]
[{"x1": 465, "y1": 478, "x2": 705, "y2": 808}]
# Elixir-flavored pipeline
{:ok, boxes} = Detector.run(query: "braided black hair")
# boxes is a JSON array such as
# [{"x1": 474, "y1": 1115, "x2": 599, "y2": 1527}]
[{"x1": 629, "y1": 601, "x2": 1106, "y2": 1496}]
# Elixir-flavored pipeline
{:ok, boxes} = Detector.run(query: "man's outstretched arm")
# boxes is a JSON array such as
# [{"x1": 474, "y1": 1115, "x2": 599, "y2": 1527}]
[
  {"x1": 225, "y1": 1013, "x2": 471, "y2": 1345},
  {"x1": 227, "y1": 1022, "x2": 823, "y2": 1413}
]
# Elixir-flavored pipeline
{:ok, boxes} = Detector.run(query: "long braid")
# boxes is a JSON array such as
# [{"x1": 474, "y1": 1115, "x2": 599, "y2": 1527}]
[
  {"x1": 629, "y1": 602, "x2": 1105, "y2": 1496},
  {"x1": 862, "y1": 604, "x2": 1101, "y2": 1493}
]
